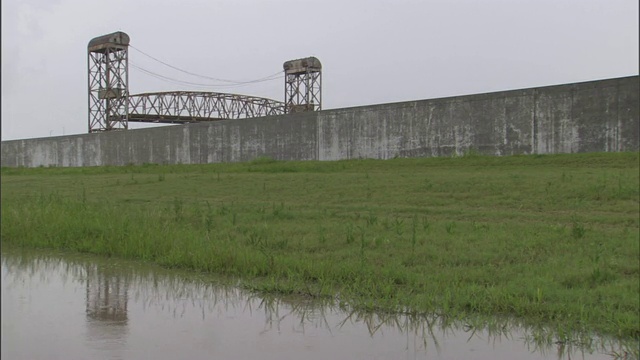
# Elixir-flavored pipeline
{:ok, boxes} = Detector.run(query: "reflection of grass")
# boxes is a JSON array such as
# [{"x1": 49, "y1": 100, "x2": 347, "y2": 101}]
[
  {"x1": 253, "y1": 291, "x2": 639, "y2": 359},
  {"x1": 1, "y1": 152, "x2": 639, "y2": 341}
]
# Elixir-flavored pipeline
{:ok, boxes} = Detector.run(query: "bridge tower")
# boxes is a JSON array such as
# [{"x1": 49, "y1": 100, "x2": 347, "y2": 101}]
[
  {"x1": 283, "y1": 57, "x2": 322, "y2": 113},
  {"x1": 87, "y1": 32, "x2": 130, "y2": 133}
]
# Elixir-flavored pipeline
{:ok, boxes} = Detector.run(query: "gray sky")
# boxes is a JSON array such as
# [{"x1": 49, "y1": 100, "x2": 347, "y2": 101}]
[{"x1": 1, "y1": 0, "x2": 638, "y2": 141}]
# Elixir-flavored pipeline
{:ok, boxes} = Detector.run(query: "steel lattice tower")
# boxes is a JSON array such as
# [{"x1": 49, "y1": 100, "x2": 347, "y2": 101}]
[
  {"x1": 283, "y1": 57, "x2": 322, "y2": 113},
  {"x1": 88, "y1": 32, "x2": 130, "y2": 133}
]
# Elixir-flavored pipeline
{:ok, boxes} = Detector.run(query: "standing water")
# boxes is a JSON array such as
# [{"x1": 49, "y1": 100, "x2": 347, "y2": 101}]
[{"x1": 1, "y1": 249, "x2": 633, "y2": 360}]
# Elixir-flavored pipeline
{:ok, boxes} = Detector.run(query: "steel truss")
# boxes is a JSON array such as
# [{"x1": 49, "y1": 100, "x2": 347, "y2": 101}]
[
  {"x1": 127, "y1": 91, "x2": 285, "y2": 124},
  {"x1": 88, "y1": 32, "x2": 130, "y2": 133},
  {"x1": 284, "y1": 57, "x2": 322, "y2": 113},
  {"x1": 87, "y1": 32, "x2": 319, "y2": 132}
]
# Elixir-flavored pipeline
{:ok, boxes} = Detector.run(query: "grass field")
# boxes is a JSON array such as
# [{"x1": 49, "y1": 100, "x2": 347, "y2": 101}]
[{"x1": 1, "y1": 152, "x2": 638, "y2": 341}]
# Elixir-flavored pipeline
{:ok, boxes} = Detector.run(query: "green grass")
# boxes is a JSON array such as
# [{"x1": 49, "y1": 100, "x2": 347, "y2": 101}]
[{"x1": 1, "y1": 152, "x2": 639, "y2": 341}]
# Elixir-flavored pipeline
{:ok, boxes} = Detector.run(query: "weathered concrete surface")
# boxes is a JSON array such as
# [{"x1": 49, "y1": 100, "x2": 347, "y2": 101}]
[
  {"x1": 2, "y1": 76, "x2": 638, "y2": 167},
  {"x1": 317, "y1": 76, "x2": 638, "y2": 160}
]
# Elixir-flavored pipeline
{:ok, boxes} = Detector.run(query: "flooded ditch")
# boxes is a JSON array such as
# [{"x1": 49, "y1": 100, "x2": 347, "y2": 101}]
[{"x1": 1, "y1": 248, "x2": 635, "y2": 360}]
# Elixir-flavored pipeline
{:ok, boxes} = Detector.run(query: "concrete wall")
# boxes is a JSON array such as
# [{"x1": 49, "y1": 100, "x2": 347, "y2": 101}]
[{"x1": 2, "y1": 75, "x2": 638, "y2": 168}]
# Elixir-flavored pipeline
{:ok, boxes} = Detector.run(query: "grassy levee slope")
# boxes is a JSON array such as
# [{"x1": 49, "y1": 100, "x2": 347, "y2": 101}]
[{"x1": 1, "y1": 152, "x2": 638, "y2": 339}]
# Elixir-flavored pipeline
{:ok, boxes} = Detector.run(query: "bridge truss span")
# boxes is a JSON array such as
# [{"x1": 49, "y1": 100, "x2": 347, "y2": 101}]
[{"x1": 127, "y1": 91, "x2": 286, "y2": 124}]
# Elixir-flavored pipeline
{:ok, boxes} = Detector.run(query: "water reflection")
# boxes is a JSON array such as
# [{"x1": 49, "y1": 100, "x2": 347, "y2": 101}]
[
  {"x1": 84, "y1": 262, "x2": 130, "y2": 359},
  {"x1": 249, "y1": 293, "x2": 637, "y2": 360},
  {"x1": 85, "y1": 264, "x2": 129, "y2": 323},
  {"x1": 1, "y1": 249, "x2": 637, "y2": 360}
]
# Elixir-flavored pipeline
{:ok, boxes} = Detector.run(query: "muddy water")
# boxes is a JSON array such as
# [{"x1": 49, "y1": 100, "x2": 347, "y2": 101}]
[{"x1": 1, "y1": 249, "x2": 631, "y2": 360}]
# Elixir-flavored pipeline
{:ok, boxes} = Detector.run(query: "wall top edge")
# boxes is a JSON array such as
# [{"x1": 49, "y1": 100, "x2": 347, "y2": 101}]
[{"x1": 2, "y1": 75, "x2": 637, "y2": 144}]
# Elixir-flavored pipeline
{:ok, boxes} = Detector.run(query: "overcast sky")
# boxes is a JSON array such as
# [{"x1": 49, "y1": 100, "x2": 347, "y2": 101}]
[{"x1": 1, "y1": 0, "x2": 638, "y2": 140}]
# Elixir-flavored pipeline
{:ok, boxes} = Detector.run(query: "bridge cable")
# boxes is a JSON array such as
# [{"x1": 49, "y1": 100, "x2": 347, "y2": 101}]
[
  {"x1": 129, "y1": 62, "x2": 283, "y2": 90},
  {"x1": 129, "y1": 44, "x2": 283, "y2": 85}
]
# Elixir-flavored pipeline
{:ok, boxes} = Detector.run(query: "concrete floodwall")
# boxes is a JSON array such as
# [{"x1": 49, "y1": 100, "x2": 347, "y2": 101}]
[{"x1": 2, "y1": 76, "x2": 638, "y2": 168}]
